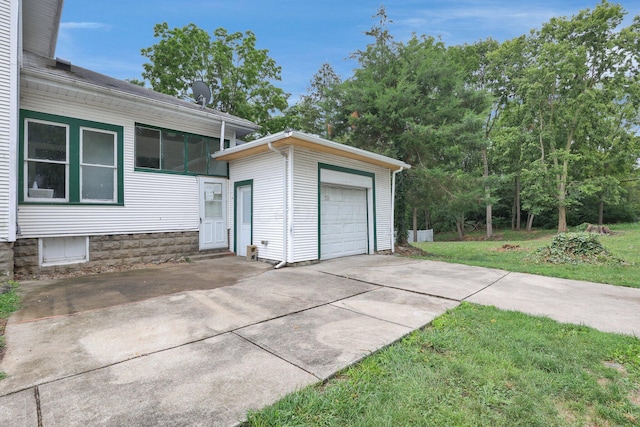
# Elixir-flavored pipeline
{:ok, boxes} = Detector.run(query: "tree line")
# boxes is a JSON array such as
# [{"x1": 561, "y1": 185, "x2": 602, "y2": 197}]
[{"x1": 139, "y1": 1, "x2": 640, "y2": 239}]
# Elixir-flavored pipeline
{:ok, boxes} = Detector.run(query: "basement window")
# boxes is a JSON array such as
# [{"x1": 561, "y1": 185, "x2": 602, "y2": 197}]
[{"x1": 39, "y1": 236, "x2": 89, "y2": 266}]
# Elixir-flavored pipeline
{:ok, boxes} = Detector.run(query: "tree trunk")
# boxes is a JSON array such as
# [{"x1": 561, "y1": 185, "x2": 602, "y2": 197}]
[
  {"x1": 526, "y1": 213, "x2": 535, "y2": 232},
  {"x1": 558, "y1": 205, "x2": 568, "y2": 233},
  {"x1": 482, "y1": 147, "x2": 493, "y2": 239},
  {"x1": 412, "y1": 207, "x2": 418, "y2": 243},
  {"x1": 456, "y1": 215, "x2": 465, "y2": 241},
  {"x1": 425, "y1": 209, "x2": 431, "y2": 231},
  {"x1": 556, "y1": 143, "x2": 571, "y2": 234},
  {"x1": 515, "y1": 176, "x2": 521, "y2": 230},
  {"x1": 598, "y1": 198, "x2": 604, "y2": 226}
]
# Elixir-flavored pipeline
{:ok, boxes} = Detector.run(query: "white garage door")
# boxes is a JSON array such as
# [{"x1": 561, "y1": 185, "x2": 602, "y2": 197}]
[{"x1": 321, "y1": 184, "x2": 368, "y2": 259}]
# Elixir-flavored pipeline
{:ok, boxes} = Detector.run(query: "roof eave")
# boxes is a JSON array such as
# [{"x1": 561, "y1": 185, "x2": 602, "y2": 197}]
[
  {"x1": 214, "y1": 131, "x2": 411, "y2": 172},
  {"x1": 21, "y1": 66, "x2": 260, "y2": 136}
]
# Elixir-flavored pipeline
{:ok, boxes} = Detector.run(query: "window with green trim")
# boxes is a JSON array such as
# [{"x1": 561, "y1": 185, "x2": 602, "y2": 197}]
[
  {"x1": 134, "y1": 124, "x2": 228, "y2": 177},
  {"x1": 20, "y1": 110, "x2": 124, "y2": 205}
]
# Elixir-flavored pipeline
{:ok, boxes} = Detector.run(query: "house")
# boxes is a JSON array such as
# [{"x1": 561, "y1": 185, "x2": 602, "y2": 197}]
[{"x1": 0, "y1": 0, "x2": 409, "y2": 278}]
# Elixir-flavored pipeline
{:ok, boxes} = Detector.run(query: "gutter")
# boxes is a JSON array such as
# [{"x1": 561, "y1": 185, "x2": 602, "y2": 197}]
[
  {"x1": 268, "y1": 139, "x2": 291, "y2": 268},
  {"x1": 390, "y1": 167, "x2": 404, "y2": 253}
]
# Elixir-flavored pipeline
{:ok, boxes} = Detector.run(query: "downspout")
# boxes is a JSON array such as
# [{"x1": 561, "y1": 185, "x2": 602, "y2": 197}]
[
  {"x1": 390, "y1": 167, "x2": 404, "y2": 254},
  {"x1": 219, "y1": 120, "x2": 226, "y2": 151},
  {"x1": 268, "y1": 140, "x2": 289, "y2": 268}
]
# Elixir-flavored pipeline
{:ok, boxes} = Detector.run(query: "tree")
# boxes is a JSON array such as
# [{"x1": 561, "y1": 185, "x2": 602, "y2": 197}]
[
  {"x1": 289, "y1": 63, "x2": 343, "y2": 139},
  {"x1": 342, "y1": 7, "x2": 489, "y2": 240},
  {"x1": 450, "y1": 39, "x2": 502, "y2": 238},
  {"x1": 494, "y1": 1, "x2": 640, "y2": 233},
  {"x1": 140, "y1": 23, "x2": 289, "y2": 135}
]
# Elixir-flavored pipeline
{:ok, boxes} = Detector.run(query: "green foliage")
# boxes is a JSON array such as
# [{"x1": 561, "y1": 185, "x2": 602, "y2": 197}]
[
  {"x1": 529, "y1": 232, "x2": 625, "y2": 265},
  {"x1": 247, "y1": 304, "x2": 640, "y2": 426},
  {"x1": 0, "y1": 280, "x2": 19, "y2": 318},
  {"x1": 140, "y1": 23, "x2": 288, "y2": 135},
  {"x1": 488, "y1": 1, "x2": 640, "y2": 232},
  {"x1": 285, "y1": 63, "x2": 343, "y2": 140},
  {"x1": 0, "y1": 280, "x2": 19, "y2": 381},
  {"x1": 609, "y1": 342, "x2": 640, "y2": 375}
]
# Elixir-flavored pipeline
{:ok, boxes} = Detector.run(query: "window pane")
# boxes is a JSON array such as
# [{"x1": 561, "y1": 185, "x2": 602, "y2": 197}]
[
  {"x1": 27, "y1": 161, "x2": 66, "y2": 199},
  {"x1": 204, "y1": 182, "x2": 222, "y2": 217},
  {"x1": 187, "y1": 135, "x2": 207, "y2": 174},
  {"x1": 207, "y1": 139, "x2": 227, "y2": 176},
  {"x1": 242, "y1": 189, "x2": 251, "y2": 224},
  {"x1": 135, "y1": 127, "x2": 160, "y2": 168},
  {"x1": 27, "y1": 121, "x2": 66, "y2": 161},
  {"x1": 83, "y1": 129, "x2": 115, "y2": 166},
  {"x1": 205, "y1": 201, "x2": 222, "y2": 218},
  {"x1": 82, "y1": 165, "x2": 115, "y2": 201},
  {"x1": 161, "y1": 130, "x2": 185, "y2": 172}
]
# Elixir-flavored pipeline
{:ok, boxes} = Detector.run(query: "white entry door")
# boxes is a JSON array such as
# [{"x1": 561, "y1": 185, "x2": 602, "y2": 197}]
[
  {"x1": 236, "y1": 185, "x2": 252, "y2": 256},
  {"x1": 199, "y1": 178, "x2": 227, "y2": 250}
]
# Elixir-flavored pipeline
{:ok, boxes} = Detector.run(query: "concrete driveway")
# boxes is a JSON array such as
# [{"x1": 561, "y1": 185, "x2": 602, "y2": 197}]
[{"x1": 1, "y1": 255, "x2": 639, "y2": 426}]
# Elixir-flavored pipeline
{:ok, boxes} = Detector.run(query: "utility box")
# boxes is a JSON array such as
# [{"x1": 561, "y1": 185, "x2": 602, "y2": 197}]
[{"x1": 246, "y1": 245, "x2": 258, "y2": 261}]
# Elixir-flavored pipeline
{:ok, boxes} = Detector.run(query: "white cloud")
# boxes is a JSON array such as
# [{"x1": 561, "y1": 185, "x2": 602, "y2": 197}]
[
  {"x1": 60, "y1": 22, "x2": 112, "y2": 30},
  {"x1": 390, "y1": 2, "x2": 577, "y2": 44}
]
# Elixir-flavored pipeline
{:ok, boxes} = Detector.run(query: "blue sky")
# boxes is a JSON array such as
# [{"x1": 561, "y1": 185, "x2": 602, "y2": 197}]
[{"x1": 57, "y1": 1, "x2": 639, "y2": 104}]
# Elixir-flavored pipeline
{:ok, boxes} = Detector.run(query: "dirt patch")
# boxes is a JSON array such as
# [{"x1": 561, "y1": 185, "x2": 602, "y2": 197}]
[
  {"x1": 395, "y1": 245, "x2": 431, "y2": 257},
  {"x1": 494, "y1": 244, "x2": 521, "y2": 252},
  {"x1": 584, "y1": 224, "x2": 614, "y2": 235}
]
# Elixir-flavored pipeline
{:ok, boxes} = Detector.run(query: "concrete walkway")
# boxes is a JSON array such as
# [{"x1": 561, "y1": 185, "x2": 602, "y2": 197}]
[{"x1": 1, "y1": 255, "x2": 639, "y2": 426}]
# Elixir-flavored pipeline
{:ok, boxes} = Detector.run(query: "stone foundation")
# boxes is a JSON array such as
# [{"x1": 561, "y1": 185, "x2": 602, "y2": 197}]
[
  {"x1": 14, "y1": 231, "x2": 205, "y2": 276},
  {"x1": 0, "y1": 242, "x2": 14, "y2": 280}
]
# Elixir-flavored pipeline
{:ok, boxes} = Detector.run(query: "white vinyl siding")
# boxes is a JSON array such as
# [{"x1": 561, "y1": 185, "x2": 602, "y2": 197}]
[
  {"x1": 0, "y1": 1, "x2": 18, "y2": 242},
  {"x1": 228, "y1": 151, "x2": 285, "y2": 262},
  {"x1": 16, "y1": 92, "x2": 218, "y2": 238}
]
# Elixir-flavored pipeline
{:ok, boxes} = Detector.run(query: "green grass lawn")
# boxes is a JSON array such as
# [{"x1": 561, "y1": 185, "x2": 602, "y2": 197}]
[
  {"x1": 247, "y1": 304, "x2": 640, "y2": 426},
  {"x1": 246, "y1": 224, "x2": 640, "y2": 425},
  {"x1": 414, "y1": 223, "x2": 640, "y2": 288}
]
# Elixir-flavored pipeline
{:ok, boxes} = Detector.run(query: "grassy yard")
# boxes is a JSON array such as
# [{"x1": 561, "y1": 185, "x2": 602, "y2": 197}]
[
  {"x1": 247, "y1": 224, "x2": 640, "y2": 425},
  {"x1": 414, "y1": 223, "x2": 640, "y2": 288},
  {"x1": 247, "y1": 304, "x2": 640, "y2": 426}
]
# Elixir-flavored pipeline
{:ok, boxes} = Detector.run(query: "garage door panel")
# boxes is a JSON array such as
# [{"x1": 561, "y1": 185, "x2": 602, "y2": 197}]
[{"x1": 321, "y1": 185, "x2": 368, "y2": 259}]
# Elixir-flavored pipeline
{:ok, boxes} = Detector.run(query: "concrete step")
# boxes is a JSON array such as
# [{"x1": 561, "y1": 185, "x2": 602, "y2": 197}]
[{"x1": 187, "y1": 251, "x2": 235, "y2": 262}]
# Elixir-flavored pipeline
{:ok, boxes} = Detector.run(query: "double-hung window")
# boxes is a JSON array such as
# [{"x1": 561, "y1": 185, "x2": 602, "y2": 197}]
[
  {"x1": 20, "y1": 110, "x2": 124, "y2": 205},
  {"x1": 80, "y1": 128, "x2": 118, "y2": 202},
  {"x1": 25, "y1": 120, "x2": 69, "y2": 200}
]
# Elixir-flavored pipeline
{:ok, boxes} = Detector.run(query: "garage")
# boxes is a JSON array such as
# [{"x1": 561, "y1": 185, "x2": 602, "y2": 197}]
[{"x1": 320, "y1": 184, "x2": 368, "y2": 259}]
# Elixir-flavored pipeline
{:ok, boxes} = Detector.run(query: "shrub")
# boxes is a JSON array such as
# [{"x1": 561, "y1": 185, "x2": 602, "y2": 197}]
[{"x1": 528, "y1": 232, "x2": 625, "y2": 265}]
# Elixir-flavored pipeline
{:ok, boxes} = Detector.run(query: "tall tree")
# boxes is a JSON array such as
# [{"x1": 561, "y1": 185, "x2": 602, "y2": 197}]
[
  {"x1": 290, "y1": 63, "x2": 343, "y2": 139},
  {"x1": 450, "y1": 39, "x2": 501, "y2": 238},
  {"x1": 343, "y1": 7, "x2": 489, "y2": 240},
  {"x1": 495, "y1": 1, "x2": 640, "y2": 232},
  {"x1": 140, "y1": 23, "x2": 289, "y2": 135}
]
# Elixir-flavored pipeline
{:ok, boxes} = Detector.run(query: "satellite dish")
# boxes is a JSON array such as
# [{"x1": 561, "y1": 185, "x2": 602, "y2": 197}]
[{"x1": 191, "y1": 81, "x2": 211, "y2": 108}]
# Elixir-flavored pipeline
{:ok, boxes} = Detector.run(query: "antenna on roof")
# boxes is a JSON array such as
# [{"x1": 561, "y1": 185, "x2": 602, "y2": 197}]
[{"x1": 191, "y1": 81, "x2": 211, "y2": 109}]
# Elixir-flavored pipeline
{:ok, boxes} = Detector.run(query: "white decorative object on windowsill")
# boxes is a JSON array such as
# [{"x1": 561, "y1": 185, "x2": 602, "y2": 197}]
[{"x1": 28, "y1": 188, "x2": 54, "y2": 198}]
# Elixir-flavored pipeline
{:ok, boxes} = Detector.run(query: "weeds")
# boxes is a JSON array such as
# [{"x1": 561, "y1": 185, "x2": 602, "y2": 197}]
[{"x1": 528, "y1": 232, "x2": 626, "y2": 265}]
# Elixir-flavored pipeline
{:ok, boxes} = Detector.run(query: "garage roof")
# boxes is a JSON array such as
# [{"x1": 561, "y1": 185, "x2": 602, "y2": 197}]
[{"x1": 213, "y1": 131, "x2": 411, "y2": 172}]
